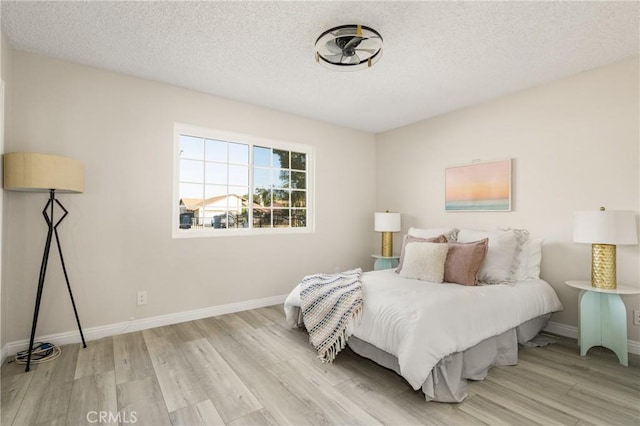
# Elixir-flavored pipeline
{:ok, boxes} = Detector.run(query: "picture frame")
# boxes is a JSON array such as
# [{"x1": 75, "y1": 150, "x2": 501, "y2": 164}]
[{"x1": 445, "y1": 159, "x2": 512, "y2": 211}]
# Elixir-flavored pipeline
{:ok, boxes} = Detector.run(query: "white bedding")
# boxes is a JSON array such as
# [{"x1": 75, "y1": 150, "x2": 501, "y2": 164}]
[{"x1": 284, "y1": 269, "x2": 562, "y2": 390}]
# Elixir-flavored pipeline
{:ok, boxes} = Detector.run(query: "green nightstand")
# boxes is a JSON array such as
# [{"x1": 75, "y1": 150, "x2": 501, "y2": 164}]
[
  {"x1": 565, "y1": 280, "x2": 639, "y2": 366},
  {"x1": 371, "y1": 255, "x2": 400, "y2": 271}
]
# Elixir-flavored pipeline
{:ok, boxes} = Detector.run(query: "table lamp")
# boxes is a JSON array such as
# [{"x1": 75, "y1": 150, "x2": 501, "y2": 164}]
[
  {"x1": 573, "y1": 207, "x2": 638, "y2": 289},
  {"x1": 3, "y1": 152, "x2": 87, "y2": 371},
  {"x1": 374, "y1": 211, "x2": 401, "y2": 257}
]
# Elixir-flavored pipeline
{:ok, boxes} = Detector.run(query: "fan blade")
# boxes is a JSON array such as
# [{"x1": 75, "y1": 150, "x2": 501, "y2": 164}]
[
  {"x1": 325, "y1": 40, "x2": 344, "y2": 55},
  {"x1": 358, "y1": 38, "x2": 382, "y2": 49},
  {"x1": 323, "y1": 53, "x2": 344, "y2": 64},
  {"x1": 344, "y1": 36, "x2": 363, "y2": 51},
  {"x1": 342, "y1": 53, "x2": 361, "y2": 64},
  {"x1": 355, "y1": 48, "x2": 378, "y2": 54}
]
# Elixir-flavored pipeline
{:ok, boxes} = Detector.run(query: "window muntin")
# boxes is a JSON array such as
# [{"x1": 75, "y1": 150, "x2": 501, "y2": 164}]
[
  {"x1": 175, "y1": 126, "x2": 312, "y2": 236},
  {"x1": 252, "y1": 145, "x2": 308, "y2": 229}
]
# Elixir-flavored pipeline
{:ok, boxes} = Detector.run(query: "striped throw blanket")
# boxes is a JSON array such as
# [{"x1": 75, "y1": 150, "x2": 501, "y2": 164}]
[{"x1": 300, "y1": 268, "x2": 363, "y2": 363}]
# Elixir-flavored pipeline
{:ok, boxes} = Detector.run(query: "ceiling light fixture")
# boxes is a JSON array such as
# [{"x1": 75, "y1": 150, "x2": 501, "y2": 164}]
[{"x1": 315, "y1": 24, "x2": 383, "y2": 71}]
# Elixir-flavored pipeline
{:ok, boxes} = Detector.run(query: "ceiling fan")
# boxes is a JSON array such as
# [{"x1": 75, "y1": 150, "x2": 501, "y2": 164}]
[{"x1": 315, "y1": 24, "x2": 383, "y2": 71}]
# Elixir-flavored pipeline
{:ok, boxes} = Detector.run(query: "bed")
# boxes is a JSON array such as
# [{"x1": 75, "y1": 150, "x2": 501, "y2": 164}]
[{"x1": 283, "y1": 227, "x2": 563, "y2": 403}]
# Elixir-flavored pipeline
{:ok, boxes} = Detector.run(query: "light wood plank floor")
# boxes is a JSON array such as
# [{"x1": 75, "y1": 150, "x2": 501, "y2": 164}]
[{"x1": 2, "y1": 305, "x2": 639, "y2": 425}]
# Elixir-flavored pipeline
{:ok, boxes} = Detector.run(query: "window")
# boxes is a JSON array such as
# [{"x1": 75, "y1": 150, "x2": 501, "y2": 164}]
[{"x1": 174, "y1": 124, "x2": 313, "y2": 236}]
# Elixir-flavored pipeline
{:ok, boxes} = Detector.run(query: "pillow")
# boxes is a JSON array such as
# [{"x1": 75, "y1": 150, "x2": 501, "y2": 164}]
[
  {"x1": 408, "y1": 227, "x2": 459, "y2": 242},
  {"x1": 497, "y1": 227, "x2": 529, "y2": 278},
  {"x1": 396, "y1": 234, "x2": 447, "y2": 273},
  {"x1": 456, "y1": 228, "x2": 518, "y2": 283},
  {"x1": 444, "y1": 238, "x2": 488, "y2": 286},
  {"x1": 513, "y1": 237, "x2": 543, "y2": 280},
  {"x1": 398, "y1": 242, "x2": 449, "y2": 283},
  {"x1": 497, "y1": 227, "x2": 543, "y2": 280}
]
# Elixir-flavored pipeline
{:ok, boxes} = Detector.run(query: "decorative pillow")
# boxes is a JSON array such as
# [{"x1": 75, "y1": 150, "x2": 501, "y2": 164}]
[
  {"x1": 396, "y1": 234, "x2": 447, "y2": 273},
  {"x1": 444, "y1": 238, "x2": 489, "y2": 286},
  {"x1": 456, "y1": 228, "x2": 518, "y2": 283},
  {"x1": 398, "y1": 242, "x2": 449, "y2": 283},
  {"x1": 408, "y1": 227, "x2": 459, "y2": 242}
]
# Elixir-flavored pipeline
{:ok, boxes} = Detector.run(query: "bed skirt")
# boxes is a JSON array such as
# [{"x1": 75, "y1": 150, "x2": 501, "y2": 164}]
[
  {"x1": 291, "y1": 307, "x2": 550, "y2": 403},
  {"x1": 347, "y1": 314, "x2": 551, "y2": 402}
]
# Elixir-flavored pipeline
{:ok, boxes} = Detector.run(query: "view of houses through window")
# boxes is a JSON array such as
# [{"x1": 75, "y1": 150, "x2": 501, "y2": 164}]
[{"x1": 177, "y1": 130, "x2": 310, "y2": 233}]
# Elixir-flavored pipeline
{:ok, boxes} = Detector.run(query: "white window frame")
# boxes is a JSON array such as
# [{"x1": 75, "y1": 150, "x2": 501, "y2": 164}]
[{"x1": 172, "y1": 123, "x2": 315, "y2": 238}]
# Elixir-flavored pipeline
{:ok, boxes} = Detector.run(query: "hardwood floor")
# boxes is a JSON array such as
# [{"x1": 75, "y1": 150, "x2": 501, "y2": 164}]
[{"x1": 2, "y1": 305, "x2": 639, "y2": 425}]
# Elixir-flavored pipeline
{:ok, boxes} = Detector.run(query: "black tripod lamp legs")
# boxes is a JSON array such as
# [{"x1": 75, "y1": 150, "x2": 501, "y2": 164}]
[{"x1": 25, "y1": 192, "x2": 86, "y2": 372}]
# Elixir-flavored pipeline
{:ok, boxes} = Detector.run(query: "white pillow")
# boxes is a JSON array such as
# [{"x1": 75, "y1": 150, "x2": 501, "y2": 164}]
[
  {"x1": 398, "y1": 242, "x2": 449, "y2": 283},
  {"x1": 514, "y1": 237, "x2": 543, "y2": 280},
  {"x1": 456, "y1": 228, "x2": 518, "y2": 283},
  {"x1": 408, "y1": 227, "x2": 459, "y2": 241},
  {"x1": 501, "y1": 227, "x2": 529, "y2": 278},
  {"x1": 497, "y1": 227, "x2": 543, "y2": 280}
]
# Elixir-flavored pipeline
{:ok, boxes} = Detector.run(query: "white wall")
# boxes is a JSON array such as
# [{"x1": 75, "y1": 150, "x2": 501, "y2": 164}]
[
  {"x1": 4, "y1": 48, "x2": 638, "y2": 349},
  {"x1": 376, "y1": 57, "x2": 640, "y2": 342},
  {"x1": 3, "y1": 51, "x2": 376, "y2": 343},
  {"x1": 1, "y1": 32, "x2": 13, "y2": 354}
]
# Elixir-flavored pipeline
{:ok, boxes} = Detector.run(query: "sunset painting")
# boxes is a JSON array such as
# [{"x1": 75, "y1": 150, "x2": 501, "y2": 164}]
[{"x1": 445, "y1": 159, "x2": 511, "y2": 211}]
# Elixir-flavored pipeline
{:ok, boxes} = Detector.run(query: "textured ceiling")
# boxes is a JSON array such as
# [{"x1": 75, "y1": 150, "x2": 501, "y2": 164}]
[{"x1": 1, "y1": 1, "x2": 638, "y2": 133}]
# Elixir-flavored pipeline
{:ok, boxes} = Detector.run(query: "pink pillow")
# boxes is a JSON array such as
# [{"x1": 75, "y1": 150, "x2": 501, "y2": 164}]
[
  {"x1": 396, "y1": 234, "x2": 447, "y2": 273},
  {"x1": 444, "y1": 238, "x2": 489, "y2": 286}
]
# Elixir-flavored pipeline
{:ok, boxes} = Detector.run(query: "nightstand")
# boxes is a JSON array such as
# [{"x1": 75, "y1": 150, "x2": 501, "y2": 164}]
[
  {"x1": 371, "y1": 255, "x2": 400, "y2": 271},
  {"x1": 565, "y1": 280, "x2": 639, "y2": 366}
]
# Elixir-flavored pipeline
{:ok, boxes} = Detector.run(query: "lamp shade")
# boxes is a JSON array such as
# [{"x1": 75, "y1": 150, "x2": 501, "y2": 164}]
[
  {"x1": 3, "y1": 152, "x2": 84, "y2": 193},
  {"x1": 374, "y1": 212, "x2": 401, "y2": 232},
  {"x1": 573, "y1": 210, "x2": 638, "y2": 245}
]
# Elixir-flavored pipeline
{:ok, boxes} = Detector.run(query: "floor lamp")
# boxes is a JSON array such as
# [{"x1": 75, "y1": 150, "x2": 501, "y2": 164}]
[{"x1": 3, "y1": 152, "x2": 87, "y2": 372}]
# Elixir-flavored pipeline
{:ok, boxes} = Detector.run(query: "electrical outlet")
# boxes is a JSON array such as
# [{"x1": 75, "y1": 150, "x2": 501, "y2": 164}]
[
  {"x1": 634, "y1": 310, "x2": 640, "y2": 326},
  {"x1": 137, "y1": 291, "x2": 147, "y2": 306}
]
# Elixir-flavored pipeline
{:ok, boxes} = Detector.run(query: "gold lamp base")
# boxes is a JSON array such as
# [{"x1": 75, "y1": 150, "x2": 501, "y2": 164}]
[
  {"x1": 381, "y1": 232, "x2": 393, "y2": 257},
  {"x1": 591, "y1": 243, "x2": 616, "y2": 289}
]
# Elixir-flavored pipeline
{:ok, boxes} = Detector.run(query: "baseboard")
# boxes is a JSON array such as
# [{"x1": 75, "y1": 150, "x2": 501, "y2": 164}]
[
  {"x1": 6, "y1": 309, "x2": 638, "y2": 359},
  {"x1": 543, "y1": 321, "x2": 578, "y2": 339},
  {"x1": 544, "y1": 320, "x2": 640, "y2": 355},
  {"x1": 5, "y1": 294, "x2": 288, "y2": 357}
]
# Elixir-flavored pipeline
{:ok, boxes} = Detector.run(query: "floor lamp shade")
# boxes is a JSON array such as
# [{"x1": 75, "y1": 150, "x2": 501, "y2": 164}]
[
  {"x1": 375, "y1": 212, "x2": 401, "y2": 257},
  {"x1": 3, "y1": 152, "x2": 84, "y2": 193},
  {"x1": 574, "y1": 209, "x2": 638, "y2": 289}
]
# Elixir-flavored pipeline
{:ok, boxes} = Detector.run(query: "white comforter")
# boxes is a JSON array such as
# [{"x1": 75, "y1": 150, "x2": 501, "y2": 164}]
[{"x1": 284, "y1": 269, "x2": 562, "y2": 390}]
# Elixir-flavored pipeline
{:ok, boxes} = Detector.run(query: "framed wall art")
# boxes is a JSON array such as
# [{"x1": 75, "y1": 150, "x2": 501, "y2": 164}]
[{"x1": 445, "y1": 159, "x2": 512, "y2": 211}]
